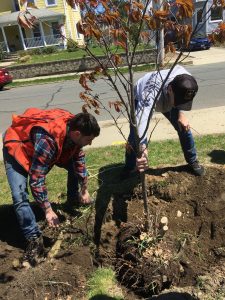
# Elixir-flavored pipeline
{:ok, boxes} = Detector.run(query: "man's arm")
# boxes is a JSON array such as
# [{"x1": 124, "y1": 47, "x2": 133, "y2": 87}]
[
  {"x1": 178, "y1": 111, "x2": 190, "y2": 131},
  {"x1": 73, "y1": 149, "x2": 92, "y2": 204},
  {"x1": 29, "y1": 128, "x2": 59, "y2": 227}
]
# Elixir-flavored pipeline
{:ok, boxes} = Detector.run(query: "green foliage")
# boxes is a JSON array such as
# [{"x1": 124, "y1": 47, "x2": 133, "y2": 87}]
[
  {"x1": 0, "y1": 44, "x2": 6, "y2": 61},
  {"x1": 87, "y1": 267, "x2": 123, "y2": 299},
  {"x1": 27, "y1": 46, "x2": 59, "y2": 56},
  {"x1": 66, "y1": 38, "x2": 79, "y2": 52}
]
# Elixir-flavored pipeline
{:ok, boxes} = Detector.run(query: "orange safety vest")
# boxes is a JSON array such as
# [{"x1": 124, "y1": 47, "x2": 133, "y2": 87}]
[{"x1": 3, "y1": 108, "x2": 75, "y2": 172}]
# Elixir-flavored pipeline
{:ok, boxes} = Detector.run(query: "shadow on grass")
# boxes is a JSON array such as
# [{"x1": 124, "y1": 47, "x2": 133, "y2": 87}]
[
  {"x1": 94, "y1": 163, "x2": 139, "y2": 246},
  {"x1": 208, "y1": 149, "x2": 225, "y2": 164}
]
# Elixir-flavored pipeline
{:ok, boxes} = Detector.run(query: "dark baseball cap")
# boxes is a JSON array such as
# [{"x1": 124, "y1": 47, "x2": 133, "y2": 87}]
[{"x1": 170, "y1": 74, "x2": 198, "y2": 109}]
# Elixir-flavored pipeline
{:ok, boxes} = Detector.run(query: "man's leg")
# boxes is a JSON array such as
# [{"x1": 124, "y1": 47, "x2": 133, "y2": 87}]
[
  {"x1": 3, "y1": 147, "x2": 44, "y2": 265},
  {"x1": 163, "y1": 108, "x2": 205, "y2": 175}
]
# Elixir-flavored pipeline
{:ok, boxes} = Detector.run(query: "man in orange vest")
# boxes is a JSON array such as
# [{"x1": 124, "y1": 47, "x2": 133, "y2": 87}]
[{"x1": 3, "y1": 108, "x2": 100, "y2": 266}]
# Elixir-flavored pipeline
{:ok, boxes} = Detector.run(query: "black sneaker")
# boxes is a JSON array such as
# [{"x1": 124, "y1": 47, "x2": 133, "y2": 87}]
[
  {"x1": 188, "y1": 161, "x2": 205, "y2": 176},
  {"x1": 23, "y1": 235, "x2": 45, "y2": 267}
]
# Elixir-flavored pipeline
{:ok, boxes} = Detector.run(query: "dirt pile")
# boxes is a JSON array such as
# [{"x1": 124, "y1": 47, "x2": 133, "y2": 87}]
[{"x1": 0, "y1": 165, "x2": 225, "y2": 299}]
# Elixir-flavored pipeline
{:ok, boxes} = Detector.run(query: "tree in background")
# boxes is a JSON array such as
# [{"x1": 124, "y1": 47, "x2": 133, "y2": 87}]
[{"x1": 18, "y1": 0, "x2": 225, "y2": 230}]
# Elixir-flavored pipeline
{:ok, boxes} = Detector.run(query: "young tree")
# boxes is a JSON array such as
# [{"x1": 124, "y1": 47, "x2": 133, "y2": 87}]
[{"x1": 18, "y1": 0, "x2": 225, "y2": 230}]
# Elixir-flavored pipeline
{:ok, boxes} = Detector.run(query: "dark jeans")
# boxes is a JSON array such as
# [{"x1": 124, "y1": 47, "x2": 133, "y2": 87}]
[
  {"x1": 125, "y1": 108, "x2": 197, "y2": 170},
  {"x1": 3, "y1": 146, "x2": 79, "y2": 240}
]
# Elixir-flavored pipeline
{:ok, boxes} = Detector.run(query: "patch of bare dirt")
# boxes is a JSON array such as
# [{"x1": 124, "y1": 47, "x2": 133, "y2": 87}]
[{"x1": 0, "y1": 165, "x2": 225, "y2": 300}]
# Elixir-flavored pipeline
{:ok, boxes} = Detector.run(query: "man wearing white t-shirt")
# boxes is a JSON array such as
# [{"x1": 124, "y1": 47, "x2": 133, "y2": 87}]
[{"x1": 123, "y1": 65, "x2": 205, "y2": 177}]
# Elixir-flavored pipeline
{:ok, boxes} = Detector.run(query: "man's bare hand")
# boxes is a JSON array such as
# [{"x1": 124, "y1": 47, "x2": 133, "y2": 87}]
[
  {"x1": 178, "y1": 111, "x2": 190, "y2": 131},
  {"x1": 136, "y1": 146, "x2": 149, "y2": 173},
  {"x1": 80, "y1": 187, "x2": 93, "y2": 205},
  {"x1": 45, "y1": 208, "x2": 60, "y2": 227}
]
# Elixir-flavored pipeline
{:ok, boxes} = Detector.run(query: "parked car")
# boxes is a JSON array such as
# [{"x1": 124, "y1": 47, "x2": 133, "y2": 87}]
[
  {"x1": 186, "y1": 37, "x2": 211, "y2": 51},
  {"x1": 165, "y1": 30, "x2": 211, "y2": 51},
  {"x1": 0, "y1": 68, "x2": 13, "y2": 90}
]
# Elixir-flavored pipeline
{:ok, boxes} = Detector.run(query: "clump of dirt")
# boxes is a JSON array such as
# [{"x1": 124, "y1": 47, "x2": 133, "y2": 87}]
[
  {"x1": 98, "y1": 165, "x2": 225, "y2": 299},
  {"x1": 0, "y1": 165, "x2": 225, "y2": 300}
]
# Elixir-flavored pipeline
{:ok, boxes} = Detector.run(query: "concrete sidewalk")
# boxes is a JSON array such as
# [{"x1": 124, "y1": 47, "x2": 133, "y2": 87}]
[{"x1": 90, "y1": 106, "x2": 225, "y2": 148}]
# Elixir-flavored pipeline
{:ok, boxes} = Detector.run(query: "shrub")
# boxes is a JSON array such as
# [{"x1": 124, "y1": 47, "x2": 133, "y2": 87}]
[
  {"x1": 41, "y1": 46, "x2": 58, "y2": 54},
  {"x1": 0, "y1": 45, "x2": 6, "y2": 61},
  {"x1": 67, "y1": 38, "x2": 78, "y2": 52},
  {"x1": 29, "y1": 48, "x2": 42, "y2": 55},
  {"x1": 26, "y1": 46, "x2": 58, "y2": 56},
  {"x1": 18, "y1": 55, "x2": 31, "y2": 63},
  {"x1": 18, "y1": 50, "x2": 28, "y2": 57}
]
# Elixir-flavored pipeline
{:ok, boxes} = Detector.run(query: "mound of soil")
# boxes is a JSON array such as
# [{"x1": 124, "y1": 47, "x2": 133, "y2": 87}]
[{"x1": 0, "y1": 165, "x2": 225, "y2": 299}]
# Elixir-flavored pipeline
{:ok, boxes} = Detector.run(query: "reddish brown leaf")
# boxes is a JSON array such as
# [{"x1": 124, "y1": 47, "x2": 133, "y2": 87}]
[
  {"x1": 109, "y1": 101, "x2": 123, "y2": 112},
  {"x1": 79, "y1": 74, "x2": 92, "y2": 91},
  {"x1": 129, "y1": 10, "x2": 142, "y2": 23},
  {"x1": 132, "y1": 1, "x2": 144, "y2": 10},
  {"x1": 66, "y1": 0, "x2": 77, "y2": 9},
  {"x1": 154, "y1": 10, "x2": 170, "y2": 22},
  {"x1": 76, "y1": 21, "x2": 85, "y2": 35},
  {"x1": 175, "y1": 0, "x2": 194, "y2": 19},
  {"x1": 91, "y1": 28, "x2": 101, "y2": 40},
  {"x1": 100, "y1": 0, "x2": 109, "y2": 10},
  {"x1": 94, "y1": 66, "x2": 103, "y2": 73},
  {"x1": 82, "y1": 105, "x2": 88, "y2": 113},
  {"x1": 17, "y1": 12, "x2": 37, "y2": 29},
  {"x1": 112, "y1": 54, "x2": 123, "y2": 66},
  {"x1": 114, "y1": 40, "x2": 127, "y2": 50},
  {"x1": 94, "y1": 109, "x2": 100, "y2": 115}
]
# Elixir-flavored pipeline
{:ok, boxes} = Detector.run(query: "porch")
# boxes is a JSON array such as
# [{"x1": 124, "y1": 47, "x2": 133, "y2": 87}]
[{"x1": 0, "y1": 8, "x2": 65, "y2": 53}]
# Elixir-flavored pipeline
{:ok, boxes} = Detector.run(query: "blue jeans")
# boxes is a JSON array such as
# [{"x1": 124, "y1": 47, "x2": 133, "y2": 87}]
[
  {"x1": 125, "y1": 108, "x2": 197, "y2": 170},
  {"x1": 3, "y1": 146, "x2": 79, "y2": 240}
]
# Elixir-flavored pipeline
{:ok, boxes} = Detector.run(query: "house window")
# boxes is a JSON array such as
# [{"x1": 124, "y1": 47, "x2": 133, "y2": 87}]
[
  {"x1": 196, "y1": 8, "x2": 203, "y2": 24},
  {"x1": 45, "y1": 0, "x2": 57, "y2": 7},
  {"x1": 210, "y1": 6, "x2": 223, "y2": 22},
  {"x1": 33, "y1": 24, "x2": 41, "y2": 38}
]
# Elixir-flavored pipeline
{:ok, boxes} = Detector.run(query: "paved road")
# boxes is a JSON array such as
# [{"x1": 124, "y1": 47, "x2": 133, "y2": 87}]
[{"x1": 0, "y1": 62, "x2": 225, "y2": 133}]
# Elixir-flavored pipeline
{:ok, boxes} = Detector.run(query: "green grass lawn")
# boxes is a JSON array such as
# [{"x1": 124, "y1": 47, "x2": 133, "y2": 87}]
[
  {"x1": 16, "y1": 44, "x2": 153, "y2": 65},
  {"x1": 1, "y1": 133, "x2": 224, "y2": 206}
]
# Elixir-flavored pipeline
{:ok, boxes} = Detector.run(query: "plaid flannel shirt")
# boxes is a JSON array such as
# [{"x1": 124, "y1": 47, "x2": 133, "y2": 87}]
[{"x1": 29, "y1": 127, "x2": 87, "y2": 210}]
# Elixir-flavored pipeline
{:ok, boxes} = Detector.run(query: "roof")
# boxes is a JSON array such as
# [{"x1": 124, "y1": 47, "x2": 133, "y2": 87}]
[{"x1": 0, "y1": 8, "x2": 65, "y2": 26}]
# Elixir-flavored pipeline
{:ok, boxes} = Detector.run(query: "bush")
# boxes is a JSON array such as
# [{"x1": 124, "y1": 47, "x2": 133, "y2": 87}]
[
  {"x1": 18, "y1": 50, "x2": 29, "y2": 57},
  {"x1": 18, "y1": 55, "x2": 31, "y2": 63},
  {"x1": 41, "y1": 46, "x2": 58, "y2": 54},
  {"x1": 66, "y1": 38, "x2": 78, "y2": 52},
  {"x1": 0, "y1": 45, "x2": 6, "y2": 61},
  {"x1": 25, "y1": 46, "x2": 58, "y2": 56}
]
